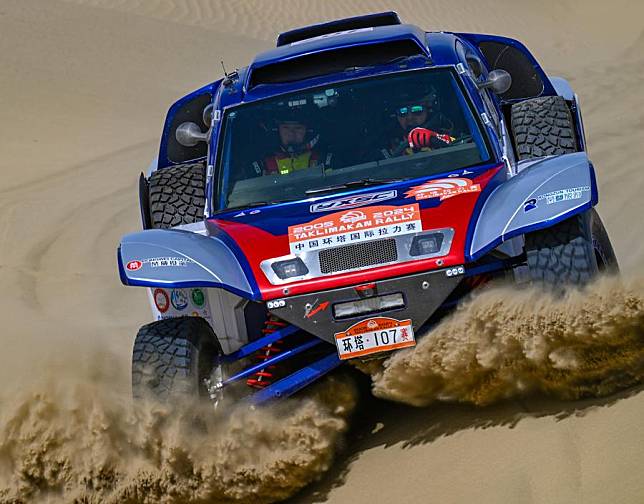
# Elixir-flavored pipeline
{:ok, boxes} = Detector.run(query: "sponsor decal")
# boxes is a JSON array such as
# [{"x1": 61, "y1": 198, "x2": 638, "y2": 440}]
[
  {"x1": 310, "y1": 190, "x2": 397, "y2": 213},
  {"x1": 158, "y1": 313, "x2": 202, "y2": 321},
  {"x1": 153, "y1": 288, "x2": 170, "y2": 313},
  {"x1": 267, "y1": 299, "x2": 286, "y2": 309},
  {"x1": 304, "y1": 299, "x2": 330, "y2": 319},
  {"x1": 445, "y1": 266, "x2": 465, "y2": 277},
  {"x1": 126, "y1": 260, "x2": 142, "y2": 271},
  {"x1": 524, "y1": 198, "x2": 538, "y2": 212},
  {"x1": 405, "y1": 178, "x2": 481, "y2": 201},
  {"x1": 334, "y1": 317, "x2": 416, "y2": 360},
  {"x1": 191, "y1": 288, "x2": 205, "y2": 307},
  {"x1": 171, "y1": 289, "x2": 189, "y2": 311},
  {"x1": 128, "y1": 257, "x2": 191, "y2": 270},
  {"x1": 537, "y1": 186, "x2": 590, "y2": 205},
  {"x1": 288, "y1": 204, "x2": 422, "y2": 254},
  {"x1": 339, "y1": 210, "x2": 367, "y2": 224},
  {"x1": 235, "y1": 209, "x2": 261, "y2": 218},
  {"x1": 148, "y1": 257, "x2": 190, "y2": 268},
  {"x1": 448, "y1": 169, "x2": 474, "y2": 177}
]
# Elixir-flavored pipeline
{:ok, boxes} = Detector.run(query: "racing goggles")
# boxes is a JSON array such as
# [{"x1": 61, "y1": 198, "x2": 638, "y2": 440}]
[{"x1": 396, "y1": 104, "x2": 426, "y2": 117}]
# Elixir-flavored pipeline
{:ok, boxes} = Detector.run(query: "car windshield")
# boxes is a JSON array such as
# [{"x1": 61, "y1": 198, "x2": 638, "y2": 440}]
[{"x1": 215, "y1": 68, "x2": 491, "y2": 211}]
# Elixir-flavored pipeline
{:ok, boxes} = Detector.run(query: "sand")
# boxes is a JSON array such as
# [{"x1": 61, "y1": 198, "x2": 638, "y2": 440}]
[{"x1": 0, "y1": 0, "x2": 642, "y2": 502}]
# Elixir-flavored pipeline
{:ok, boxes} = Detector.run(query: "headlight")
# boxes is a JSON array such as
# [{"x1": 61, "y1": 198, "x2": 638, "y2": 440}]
[
  {"x1": 410, "y1": 232, "x2": 444, "y2": 256},
  {"x1": 271, "y1": 257, "x2": 309, "y2": 279},
  {"x1": 333, "y1": 292, "x2": 405, "y2": 319}
]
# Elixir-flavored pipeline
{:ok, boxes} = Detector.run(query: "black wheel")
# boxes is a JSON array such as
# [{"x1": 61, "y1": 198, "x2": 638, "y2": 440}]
[
  {"x1": 524, "y1": 209, "x2": 618, "y2": 287},
  {"x1": 148, "y1": 162, "x2": 205, "y2": 229},
  {"x1": 132, "y1": 316, "x2": 221, "y2": 402},
  {"x1": 511, "y1": 96, "x2": 577, "y2": 160}
]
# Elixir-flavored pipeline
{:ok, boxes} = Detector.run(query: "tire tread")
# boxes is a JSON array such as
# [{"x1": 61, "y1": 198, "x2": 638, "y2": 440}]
[
  {"x1": 132, "y1": 316, "x2": 216, "y2": 400},
  {"x1": 148, "y1": 163, "x2": 205, "y2": 229},
  {"x1": 511, "y1": 96, "x2": 577, "y2": 160},
  {"x1": 525, "y1": 211, "x2": 597, "y2": 287}
]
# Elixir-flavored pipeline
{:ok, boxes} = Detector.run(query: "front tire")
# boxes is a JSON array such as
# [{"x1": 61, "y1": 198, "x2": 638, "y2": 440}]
[
  {"x1": 524, "y1": 209, "x2": 618, "y2": 287},
  {"x1": 132, "y1": 316, "x2": 220, "y2": 402}
]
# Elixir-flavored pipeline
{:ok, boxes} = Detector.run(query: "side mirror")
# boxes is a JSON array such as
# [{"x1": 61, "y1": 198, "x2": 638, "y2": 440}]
[
  {"x1": 202, "y1": 104, "x2": 214, "y2": 126},
  {"x1": 478, "y1": 69, "x2": 512, "y2": 95},
  {"x1": 176, "y1": 122, "x2": 208, "y2": 147}
]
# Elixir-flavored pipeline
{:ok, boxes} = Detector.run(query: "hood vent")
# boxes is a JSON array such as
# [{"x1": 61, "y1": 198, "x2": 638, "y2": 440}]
[
  {"x1": 277, "y1": 11, "x2": 401, "y2": 47},
  {"x1": 250, "y1": 39, "x2": 425, "y2": 87}
]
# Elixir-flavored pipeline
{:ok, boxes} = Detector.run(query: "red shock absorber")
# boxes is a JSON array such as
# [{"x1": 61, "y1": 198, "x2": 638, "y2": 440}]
[
  {"x1": 246, "y1": 315, "x2": 288, "y2": 389},
  {"x1": 466, "y1": 274, "x2": 492, "y2": 290}
]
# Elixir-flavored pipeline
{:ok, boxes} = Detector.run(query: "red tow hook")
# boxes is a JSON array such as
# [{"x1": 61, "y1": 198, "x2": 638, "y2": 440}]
[{"x1": 354, "y1": 282, "x2": 377, "y2": 298}]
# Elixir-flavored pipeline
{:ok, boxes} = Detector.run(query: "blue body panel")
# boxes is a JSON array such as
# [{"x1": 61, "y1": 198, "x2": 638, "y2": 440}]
[
  {"x1": 467, "y1": 152, "x2": 598, "y2": 261},
  {"x1": 118, "y1": 227, "x2": 260, "y2": 300},
  {"x1": 157, "y1": 80, "x2": 221, "y2": 169},
  {"x1": 455, "y1": 32, "x2": 558, "y2": 98}
]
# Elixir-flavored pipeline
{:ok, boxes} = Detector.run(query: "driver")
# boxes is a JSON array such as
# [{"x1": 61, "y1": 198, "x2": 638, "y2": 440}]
[
  {"x1": 383, "y1": 87, "x2": 456, "y2": 158},
  {"x1": 252, "y1": 106, "x2": 331, "y2": 176}
]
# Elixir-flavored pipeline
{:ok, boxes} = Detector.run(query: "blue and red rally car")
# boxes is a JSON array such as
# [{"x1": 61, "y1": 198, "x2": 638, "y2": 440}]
[{"x1": 118, "y1": 12, "x2": 618, "y2": 406}]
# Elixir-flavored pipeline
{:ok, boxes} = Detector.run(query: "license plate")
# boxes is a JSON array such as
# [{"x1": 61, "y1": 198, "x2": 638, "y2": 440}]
[{"x1": 334, "y1": 317, "x2": 416, "y2": 360}]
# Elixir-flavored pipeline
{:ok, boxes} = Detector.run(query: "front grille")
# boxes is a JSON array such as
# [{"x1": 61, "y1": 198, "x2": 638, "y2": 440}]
[{"x1": 319, "y1": 239, "x2": 398, "y2": 274}]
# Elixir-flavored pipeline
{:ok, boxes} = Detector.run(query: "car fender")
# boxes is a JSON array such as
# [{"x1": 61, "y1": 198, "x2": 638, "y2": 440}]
[
  {"x1": 467, "y1": 152, "x2": 597, "y2": 261},
  {"x1": 548, "y1": 76, "x2": 587, "y2": 150},
  {"x1": 549, "y1": 76, "x2": 575, "y2": 100},
  {"x1": 117, "y1": 227, "x2": 259, "y2": 300},
  {"x1": 145, "y1": 156, "x2": 159, "y2": 177}
]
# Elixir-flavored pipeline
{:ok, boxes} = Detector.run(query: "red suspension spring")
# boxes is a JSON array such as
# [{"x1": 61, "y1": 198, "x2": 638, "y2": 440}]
[{"x1": 246, "y1": 315, "x2": 288, "y2": 389}]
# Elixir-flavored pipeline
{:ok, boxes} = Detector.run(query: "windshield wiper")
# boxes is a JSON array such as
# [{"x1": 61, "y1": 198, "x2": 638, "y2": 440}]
[
  {"x1": 305, "y1": 178, "x2": 405, "y2": 195},
  {"x1": 344, "y1": 56, "x2": 414, "y2": 73},
  {"x1": 218, "y1": 200, "x2": 291, "y2": 213}
]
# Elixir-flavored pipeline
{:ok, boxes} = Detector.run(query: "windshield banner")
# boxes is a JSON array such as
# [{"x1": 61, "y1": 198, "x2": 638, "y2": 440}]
[{"x1": 288, "y1": 204, "x2": 422, "y2": 254}]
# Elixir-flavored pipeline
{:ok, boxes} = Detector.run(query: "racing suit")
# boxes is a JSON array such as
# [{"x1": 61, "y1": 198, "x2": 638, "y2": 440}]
[{"x1": 252, "y1": 148, "x2": 332, "y2": 176}]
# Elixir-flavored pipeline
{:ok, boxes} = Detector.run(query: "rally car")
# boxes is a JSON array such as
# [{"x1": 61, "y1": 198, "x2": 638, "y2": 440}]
[{"x1": 118, "y1": 12, "x2": 618, "y2": 406}]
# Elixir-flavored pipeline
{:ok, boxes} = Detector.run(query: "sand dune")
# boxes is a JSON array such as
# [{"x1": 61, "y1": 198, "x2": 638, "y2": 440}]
[{"x1": 1, "y1": 0, "x2": 643, "y2": 502}]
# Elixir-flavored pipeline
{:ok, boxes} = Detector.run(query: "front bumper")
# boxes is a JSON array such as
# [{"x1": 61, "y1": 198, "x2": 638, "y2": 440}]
[{"x1": 268, "y1": 266, "x2": 464, "y2": 344}]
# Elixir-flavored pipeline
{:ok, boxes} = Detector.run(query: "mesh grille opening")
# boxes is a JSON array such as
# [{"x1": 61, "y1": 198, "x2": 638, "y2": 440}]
[{"x1": 319, "y1": 239, "x2": 397, "y2": 274}]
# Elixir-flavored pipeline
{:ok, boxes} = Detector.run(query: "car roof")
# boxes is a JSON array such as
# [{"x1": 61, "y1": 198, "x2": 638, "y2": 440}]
[
  {"x1": 221, "y1": 28, "x2": 464, "y2": 105},
  {"x1": 249, "y1": 24, "x2": 430, "y2": 71}
]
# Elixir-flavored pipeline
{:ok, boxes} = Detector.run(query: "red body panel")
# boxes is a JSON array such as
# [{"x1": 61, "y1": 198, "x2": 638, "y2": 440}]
[{"x1": 211, "y1": 164, "x2": 503, "y2": 300}]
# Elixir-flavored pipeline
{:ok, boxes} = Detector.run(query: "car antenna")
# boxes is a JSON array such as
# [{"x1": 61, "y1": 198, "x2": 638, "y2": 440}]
[{"x1": 221, "y1": 60, "x2": 238, "y2": 87}]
